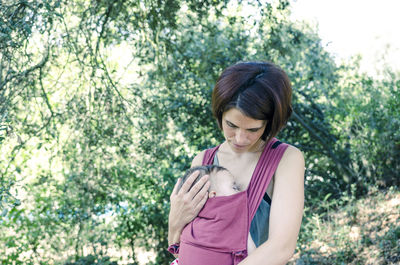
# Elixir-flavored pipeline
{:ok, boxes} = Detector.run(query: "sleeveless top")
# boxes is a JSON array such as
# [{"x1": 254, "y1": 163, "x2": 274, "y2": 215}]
[
  {"x1": 213, "y1": 141, "x2": 283, "y2": 247},
  {"x1": 178, "y1": 138, "x2": 288, "y2": 265}
]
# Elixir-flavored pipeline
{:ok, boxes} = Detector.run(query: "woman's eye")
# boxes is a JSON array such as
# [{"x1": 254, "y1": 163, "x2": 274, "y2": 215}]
[{"x1": 227, "y1": 122, "x2": 236, "y2": 128}]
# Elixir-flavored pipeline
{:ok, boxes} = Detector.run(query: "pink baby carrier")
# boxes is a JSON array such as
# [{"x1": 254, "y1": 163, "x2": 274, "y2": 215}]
[{"x1": 179, "y1": 138, "x2": 288, "y2": 265}]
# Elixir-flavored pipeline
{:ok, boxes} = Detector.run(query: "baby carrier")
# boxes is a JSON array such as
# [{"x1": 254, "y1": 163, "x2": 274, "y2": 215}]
[{"x1": 179, "y1": 138, "x2": 288, "y2": 265}]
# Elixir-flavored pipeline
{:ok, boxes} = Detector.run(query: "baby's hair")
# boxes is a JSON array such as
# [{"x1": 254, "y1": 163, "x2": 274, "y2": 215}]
[{"x1": 177, "y1": 165, "x2": 227, "y2": 192}]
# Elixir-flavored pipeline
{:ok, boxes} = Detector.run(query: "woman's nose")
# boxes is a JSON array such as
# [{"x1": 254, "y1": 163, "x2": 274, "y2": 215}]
[{"x1": 235, "y1": 130, "x2": 247, "y2": 144}]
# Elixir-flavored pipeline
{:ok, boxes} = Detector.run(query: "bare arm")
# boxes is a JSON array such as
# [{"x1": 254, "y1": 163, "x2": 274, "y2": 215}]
[
  {"x1": 239, "y1": 146, "x2": 305, "y2": 265},
  {"x1": 168, "y1": 150, "x2": 210, "y2": 246}
]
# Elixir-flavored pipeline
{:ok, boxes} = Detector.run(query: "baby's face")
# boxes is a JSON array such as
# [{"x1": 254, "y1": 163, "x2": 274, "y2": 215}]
[{"x1": 209, "y1": 169, "x2": 241, "y2": 197}]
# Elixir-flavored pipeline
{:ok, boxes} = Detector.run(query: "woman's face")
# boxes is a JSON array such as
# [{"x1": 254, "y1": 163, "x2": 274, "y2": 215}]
[{"x1": 222, "y1": 108, "x2": 267, "y2": 153}]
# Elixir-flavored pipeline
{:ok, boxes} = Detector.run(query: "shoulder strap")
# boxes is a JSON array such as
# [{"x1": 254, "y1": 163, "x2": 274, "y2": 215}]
[
  {"x1": 246, "y1": 138, "x2": 288, "y2": 222},
  {"x1": 202, "y1": 145, "x2": 220, "y2": 166}
]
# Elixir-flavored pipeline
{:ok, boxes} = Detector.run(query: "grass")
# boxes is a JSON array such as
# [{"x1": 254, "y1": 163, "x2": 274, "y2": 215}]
[{"x1": 289, "y1": 187, "x2": 400, "y2": 265}]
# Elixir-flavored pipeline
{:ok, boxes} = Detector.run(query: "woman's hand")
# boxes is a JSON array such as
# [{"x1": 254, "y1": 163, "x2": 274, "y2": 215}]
[{"x1": 168, "y1": 170, "x2": 210, "y2": 245}]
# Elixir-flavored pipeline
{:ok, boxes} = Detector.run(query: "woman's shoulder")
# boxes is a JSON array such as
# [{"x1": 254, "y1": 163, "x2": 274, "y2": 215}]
[
  {"x1": 283, "y1": 144, "x2": 303, "y2": 159},
  {"x1": 277, "y1": 144, "x2": 305, "y2": 174},
  {"x1": 191, "y1": 145, "x2": 221, "y2": 167},
  {"x1": 191, "y1": 150, "x2": 207, "y2": 167},
  {"x1": 268, "y1": 139, "x2": 303, "y2": 159}
]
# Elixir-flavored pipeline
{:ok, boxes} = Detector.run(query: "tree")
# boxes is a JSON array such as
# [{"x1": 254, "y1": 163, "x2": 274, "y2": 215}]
[{"x1": 1, "y1": 0, "x2": 398, "y2": 264}]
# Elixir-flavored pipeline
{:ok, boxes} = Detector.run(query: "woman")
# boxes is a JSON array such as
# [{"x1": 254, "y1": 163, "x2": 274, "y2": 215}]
[{"x1": 168, "y1": 61, "x2": 304, "y2": 265}]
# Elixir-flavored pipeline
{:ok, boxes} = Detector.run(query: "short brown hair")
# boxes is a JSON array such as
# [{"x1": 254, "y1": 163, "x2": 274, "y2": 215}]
[
  {"x1": 211, "y1": 61, "x2": 292, "y2": 142},
  {"x1": 177, "y1": 165, "x2": 227, "y2": 192}
]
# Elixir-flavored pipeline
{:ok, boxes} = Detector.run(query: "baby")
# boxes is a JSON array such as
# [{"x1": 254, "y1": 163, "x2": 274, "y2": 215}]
[{"x1": 177, "y1": 165, "x2": 256, "y2": 253}]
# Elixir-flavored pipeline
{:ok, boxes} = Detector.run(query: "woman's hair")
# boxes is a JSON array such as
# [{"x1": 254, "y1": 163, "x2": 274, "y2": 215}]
[
  {"x1": 177, "y1": 165, "x2": 227, "y2": 192},
  {"x1": 211, "y1": 61, "x2": 292, "y2": 142}
]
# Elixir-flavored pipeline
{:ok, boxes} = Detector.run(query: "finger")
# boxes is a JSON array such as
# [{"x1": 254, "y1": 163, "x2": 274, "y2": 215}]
[
  {"x1": 188, "y1": 175, "x2": 210, "y2": 199},
  {"x1": 188, "y1": 173, "x2": 209, "y2": 198},
  {"x1": 179, "y1": 170, "x2": 200, "y2": 194},
  {"x1": 193, "y1": 189, "x2": 209, "y2": 214},
  {"x1": 171, "y1": 178, "x2": 181, "y2": 197},
  {"x1": 192, "y1": 179, "x2": 210, "y2": 205}
]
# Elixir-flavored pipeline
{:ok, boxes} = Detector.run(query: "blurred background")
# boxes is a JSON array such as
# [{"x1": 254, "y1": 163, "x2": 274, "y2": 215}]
[{"x1": 0, "y1": 0, "x2": 399, "y2": 264}]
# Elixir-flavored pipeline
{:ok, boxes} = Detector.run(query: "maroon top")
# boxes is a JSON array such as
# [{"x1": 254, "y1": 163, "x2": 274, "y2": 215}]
[{"x1": 179, "y1": 138, "x2": 288, "y2": 265}]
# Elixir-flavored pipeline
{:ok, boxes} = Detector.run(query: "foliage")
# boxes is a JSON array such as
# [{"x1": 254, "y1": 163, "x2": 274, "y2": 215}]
[
  {"x1": 0, "y1": 0, "x2": 399, "y2": 264},
  {"x1": 64, "y1": 255, "x2": 118, "y2": 265},
  {"x1": 290, "y1": 187, "x2": 400, "y2": 265},
  {"x1": 333, "y1": 63, "x2": 400, "y2": 189}
]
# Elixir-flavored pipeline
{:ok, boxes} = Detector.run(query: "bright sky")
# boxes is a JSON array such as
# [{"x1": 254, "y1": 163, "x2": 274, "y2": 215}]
[{"x1": 290, "y1": 0, "x2": 400, "y2": 75}]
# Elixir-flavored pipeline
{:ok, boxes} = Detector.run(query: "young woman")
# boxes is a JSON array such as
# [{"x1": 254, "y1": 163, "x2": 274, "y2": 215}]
[{"x1": 168, "y1": 61, "x2": 305, "y2": 265}]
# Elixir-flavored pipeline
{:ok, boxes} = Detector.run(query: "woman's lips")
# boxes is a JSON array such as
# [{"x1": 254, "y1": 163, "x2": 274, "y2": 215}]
[{"x1": 233, "y1": 143, "x2": 247, "y2": 149}]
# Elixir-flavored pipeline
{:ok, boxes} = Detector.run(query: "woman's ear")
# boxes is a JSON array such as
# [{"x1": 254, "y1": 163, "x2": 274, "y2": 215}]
[{"x1": 209, "y1": 191, "x2": 217, "y2": 198}]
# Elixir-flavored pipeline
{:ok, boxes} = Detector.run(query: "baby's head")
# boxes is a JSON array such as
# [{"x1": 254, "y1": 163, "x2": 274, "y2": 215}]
[{"x1": 178, "y1": 165, "x2": 241, "y2": 197}]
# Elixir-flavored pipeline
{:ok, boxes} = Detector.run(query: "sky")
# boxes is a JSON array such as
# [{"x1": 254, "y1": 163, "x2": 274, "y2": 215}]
[{"x1": 289, "y1": 0, "x2": 400, "y2": 75}]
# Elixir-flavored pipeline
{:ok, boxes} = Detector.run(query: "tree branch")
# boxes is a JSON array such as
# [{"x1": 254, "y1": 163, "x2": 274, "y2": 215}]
[
  {"x1": 0, "y1": 46, "x2": 49, "y2": 91},
  {"x1": 291, "y1": 110, "x2": 356, "y2": 182}
]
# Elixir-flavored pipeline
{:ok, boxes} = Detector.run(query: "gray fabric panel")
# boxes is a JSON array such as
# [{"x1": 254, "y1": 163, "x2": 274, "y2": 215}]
[{"x1": 249, "y1": 199, "x2": 270, "y2": 247}]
